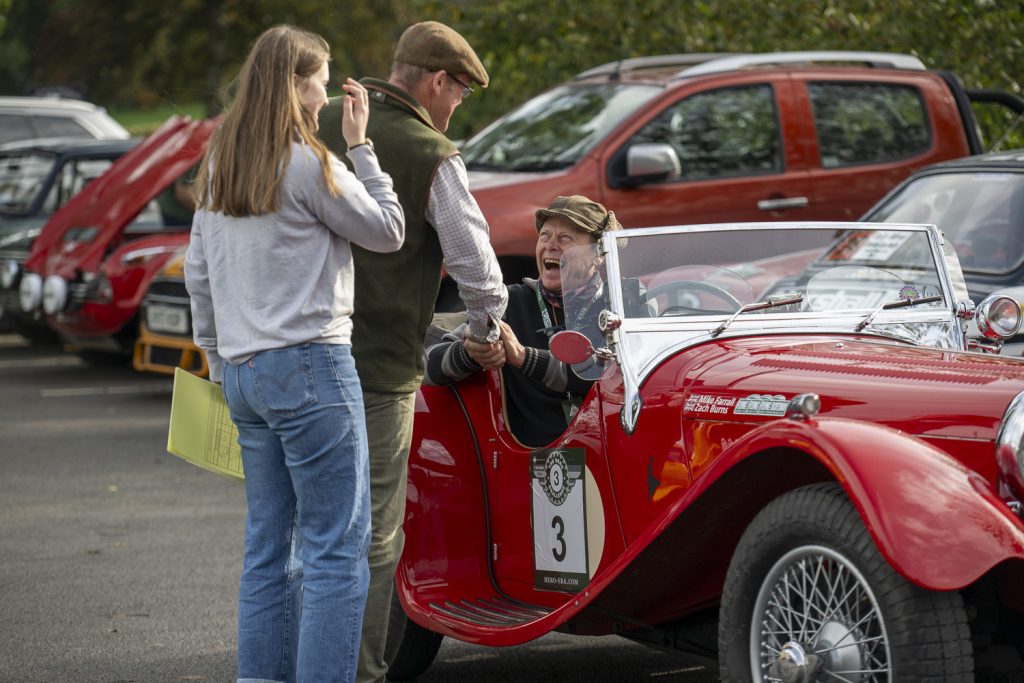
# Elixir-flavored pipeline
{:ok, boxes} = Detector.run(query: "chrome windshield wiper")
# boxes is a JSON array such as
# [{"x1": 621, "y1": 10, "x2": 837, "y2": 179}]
[
  {"x1": 854, "y1": 295, "x2": 943, "y2": 333},
  {"x1": 710, "y1": 293, "x2": 803, "y2": 338}
]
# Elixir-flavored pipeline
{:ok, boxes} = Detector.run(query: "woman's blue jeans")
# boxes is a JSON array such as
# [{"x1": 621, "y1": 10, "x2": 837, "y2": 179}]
[{"x1": 222, "y1": 342, "x2": 370, "y2": 683}]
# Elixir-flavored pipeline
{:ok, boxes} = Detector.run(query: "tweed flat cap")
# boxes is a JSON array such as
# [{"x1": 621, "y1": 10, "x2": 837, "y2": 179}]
[
  {"x1": 535, "y1": 195, "x2": 622, "y2": 235},
  {"x1": 394, "y1": 21, "x2": 489, "y2": 88}
]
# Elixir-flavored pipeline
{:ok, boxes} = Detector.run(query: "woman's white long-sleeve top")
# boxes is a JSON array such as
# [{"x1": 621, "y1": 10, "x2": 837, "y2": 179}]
[{"x1": 185, "y1": 142, "x2": 405, "y2": 381}]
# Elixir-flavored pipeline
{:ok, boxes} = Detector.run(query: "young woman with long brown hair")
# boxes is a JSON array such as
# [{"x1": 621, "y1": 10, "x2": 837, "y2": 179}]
[{"x1": 184, "y1": 24, "x2": 404, "y2": 683}]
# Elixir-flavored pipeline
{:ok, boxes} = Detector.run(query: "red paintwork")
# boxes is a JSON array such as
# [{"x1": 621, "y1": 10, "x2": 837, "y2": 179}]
[
  {"x1": 470, "y1": 68, "x2": 973, "y2": 271},
  {"x1": 25, "y1": 116, "x2": 219, "y2": 343},
  {"x1": 401, "y1": 333, "x2": 1024, "y2": 646},
  {"x1": 51, "y1": 232, "x2": 191, "y2": 338}
]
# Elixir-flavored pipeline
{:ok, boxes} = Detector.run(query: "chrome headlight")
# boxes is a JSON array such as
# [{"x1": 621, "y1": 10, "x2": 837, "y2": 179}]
[
  {"x1": 0, "y1": 259, "x2": 19, "y2": 289},
  {"x1": 976, "y1": 294, "x2": 1022, "y2": 340},
  {"x1": 997, "y1": 390, "x2": 1024, "y2": 501},
  {"x1": 42, "y1": 275, "x2": 69, "y2": 315},
  {"x1": 19, "y1": 272, "x2": 42, "y2": 312}
]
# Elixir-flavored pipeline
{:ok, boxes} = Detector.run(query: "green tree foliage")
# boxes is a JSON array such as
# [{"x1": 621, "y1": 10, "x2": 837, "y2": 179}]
[
  {"x1": 0, "y1": 0, "x2": 1020, "y2": 143},
  {"x1": 412, "y1": 0, "x2": 1022, "y2": 142},
  {"x1": 0, "y1": 0, "x2": 409, "y2": 115}
]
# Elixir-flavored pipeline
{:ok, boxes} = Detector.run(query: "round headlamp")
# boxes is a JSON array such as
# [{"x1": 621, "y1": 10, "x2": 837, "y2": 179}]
[
  {"x1": 977, "y1": 294, "x2": 1022, "y2": 340},
  {"x1": 42, "y1": 275, "x2": 69, "y2": 315},
  {"x1": 0, "y1": 259, "x2": 19, "y2": 289},
  {"x1": 19, "y1": 272, "x2": 42, "y2": 312}
]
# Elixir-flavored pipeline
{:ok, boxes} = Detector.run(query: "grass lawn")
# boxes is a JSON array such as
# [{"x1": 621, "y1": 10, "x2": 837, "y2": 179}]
[{"x1": 108, "y1": 102, "x2": 208, "y2": 136}]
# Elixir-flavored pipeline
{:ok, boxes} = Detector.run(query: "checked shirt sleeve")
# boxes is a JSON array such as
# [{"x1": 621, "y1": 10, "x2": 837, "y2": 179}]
[{"x1": 426, "y1": 155, "x2": 507, "y2": 343}]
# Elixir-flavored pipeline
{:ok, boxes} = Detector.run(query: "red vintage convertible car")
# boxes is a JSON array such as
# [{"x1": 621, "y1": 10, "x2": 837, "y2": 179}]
[
  {"x1": 15, "y1": 115, "x2": 218, "y2": 361},
  {"x1": 388, "y1": 222, "x2": 1024, "y2": 681}
]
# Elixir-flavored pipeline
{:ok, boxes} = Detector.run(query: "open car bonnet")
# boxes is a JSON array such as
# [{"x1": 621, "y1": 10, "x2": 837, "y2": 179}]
[{"x1": 24, "y1": 115, "x2": 219, "y2": 279}]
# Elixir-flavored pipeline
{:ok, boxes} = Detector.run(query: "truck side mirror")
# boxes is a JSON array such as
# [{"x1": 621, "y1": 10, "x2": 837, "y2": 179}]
[{"x1": 624, "y1": 143, "x2": 682, "y2": 186}]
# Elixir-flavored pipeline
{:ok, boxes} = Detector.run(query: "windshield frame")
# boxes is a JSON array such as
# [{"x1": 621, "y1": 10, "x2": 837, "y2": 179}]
[{"x1": 571, "y1": 222, "x2": 968, "y2": 433}]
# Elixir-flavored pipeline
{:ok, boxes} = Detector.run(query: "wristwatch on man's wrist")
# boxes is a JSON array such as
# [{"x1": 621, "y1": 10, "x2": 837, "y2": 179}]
[{"x1": 348, "y1": 138, "x2": 374, "y2": 152}]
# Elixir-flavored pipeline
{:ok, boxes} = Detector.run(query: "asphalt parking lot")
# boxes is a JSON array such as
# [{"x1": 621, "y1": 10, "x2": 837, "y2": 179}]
[{"x1": 0, "y1": 334, "x2": 717, "y2": 682}]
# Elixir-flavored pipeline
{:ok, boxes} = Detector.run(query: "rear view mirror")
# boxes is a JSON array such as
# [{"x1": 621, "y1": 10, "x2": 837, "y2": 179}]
[{"x1": 549, "y1": 330, "x2": 594, "y2": 365}]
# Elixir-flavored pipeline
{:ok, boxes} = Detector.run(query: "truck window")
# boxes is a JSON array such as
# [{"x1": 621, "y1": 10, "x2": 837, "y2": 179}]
[
  {"x1": 630, "y1": 84, "x2": 782, "y2": 181},
  {"x1": 809, "y1": 82, "x2": 930, "y2": 169}
]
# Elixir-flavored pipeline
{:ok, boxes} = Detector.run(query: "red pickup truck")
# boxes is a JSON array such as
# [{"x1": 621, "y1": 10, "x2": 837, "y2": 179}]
[{"x1": 459, "y1": 50, "x2": 1024, "y2": 289}]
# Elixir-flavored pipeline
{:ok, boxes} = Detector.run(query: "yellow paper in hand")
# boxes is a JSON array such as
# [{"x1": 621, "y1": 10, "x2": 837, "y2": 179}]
[{"x1": 167, "y1": 367, "x2": 244, "y2": 480}]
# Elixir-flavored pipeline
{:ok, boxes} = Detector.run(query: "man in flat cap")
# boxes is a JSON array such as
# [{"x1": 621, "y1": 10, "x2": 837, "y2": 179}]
[
  {"x1": 425, "y1": 195, "x2": 621, "y2": 447},
  {"x1": 318, "y1": 20, "x2": 507, "y2": 683}
]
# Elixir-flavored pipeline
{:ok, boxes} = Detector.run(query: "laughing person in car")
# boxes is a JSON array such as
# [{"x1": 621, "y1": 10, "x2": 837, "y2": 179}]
[{"x1": 425, "y1": 195, "x2": 620, "y2": 447}]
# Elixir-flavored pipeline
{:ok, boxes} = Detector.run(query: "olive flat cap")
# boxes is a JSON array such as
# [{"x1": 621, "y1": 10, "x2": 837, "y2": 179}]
[
  {"x1": 394, "y1": 21, "x2": 489, "y2": 88},
  {"x1": 536, "y1": 195, "x2": 622, "y2": 235}
]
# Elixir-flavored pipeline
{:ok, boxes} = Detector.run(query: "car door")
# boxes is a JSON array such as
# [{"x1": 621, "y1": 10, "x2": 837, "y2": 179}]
[
  {"x1": 796, "y1": 75, "x2": 938, "y2": 220},
  {"x1": 598, "y1": 74, "x2": 816, "y2": 228}
]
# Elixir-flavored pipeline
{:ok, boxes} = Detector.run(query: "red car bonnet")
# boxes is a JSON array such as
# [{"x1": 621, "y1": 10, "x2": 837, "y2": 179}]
[{"x1": 25, "y1": 115, "x2": 220, "y2": 279}]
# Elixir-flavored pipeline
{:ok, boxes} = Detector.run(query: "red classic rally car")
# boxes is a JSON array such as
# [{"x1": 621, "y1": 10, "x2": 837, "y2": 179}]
[
  {"x1": 14, "y1": 115, "x2": 218, "y2": 361},
  {"x1": 387, "y1": 222, "x2": 1024, "y2": 681}
]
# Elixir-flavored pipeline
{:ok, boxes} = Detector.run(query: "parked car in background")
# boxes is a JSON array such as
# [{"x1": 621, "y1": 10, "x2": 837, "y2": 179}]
[
  {"x1": 0, "y1": 96, "x2": 130, "y2": 146},
  {"x1": 0, "y1": 138, "x2": 137, "y2": 228},
  {"x1": 4, "y1": 115, "x2": 218, "y2": 361},
  {"x1": 864, "y1": 149, "x2": 1024, "y2": 300},
  {"x1": 459, "y1": 50, "x2": 1024, "y2": 295},
  {"x1": 131, "y1": 248, "x2": 208, "y2": 377},
  {"x1": 385, "y1": 221, "x2": 1024, "y2": 681},
  {"x1": 0, "y1": 137, "x2": 138, "y2": 336},
  {"x1": 863, "y1": 148, "x2": 1024, "y2": 355}
]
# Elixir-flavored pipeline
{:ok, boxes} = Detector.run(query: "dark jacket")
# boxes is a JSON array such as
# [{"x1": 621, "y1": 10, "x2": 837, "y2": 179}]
[
  {"x1": 425, "y1": 280, "x2": 596, "y2": 447},
  {"x1": 319, "y1": 78, "x2": 459, "y2": 392}
]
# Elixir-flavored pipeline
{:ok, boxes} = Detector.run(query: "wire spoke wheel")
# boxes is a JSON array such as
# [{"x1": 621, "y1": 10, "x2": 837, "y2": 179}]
[
  {"x1": 719, "y1": 483, "x2": 973, "y2": 683},
  {"x1": 753, "y1": 545, "x2": 890, "y2": 682}
]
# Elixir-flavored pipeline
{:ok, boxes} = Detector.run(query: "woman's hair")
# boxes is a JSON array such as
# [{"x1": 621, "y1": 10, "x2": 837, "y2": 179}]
[{"x1": 194, "y1": 24, "x2": 339, "y2": 217}]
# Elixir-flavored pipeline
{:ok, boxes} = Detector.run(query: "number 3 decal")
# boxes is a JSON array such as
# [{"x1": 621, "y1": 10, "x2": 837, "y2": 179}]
[
  {"x1": 551, "y1": 515, "x2": 566, "y2": 562},
  {"x1": 532, "y1": 447, "x2": 589, "y2": 593}
]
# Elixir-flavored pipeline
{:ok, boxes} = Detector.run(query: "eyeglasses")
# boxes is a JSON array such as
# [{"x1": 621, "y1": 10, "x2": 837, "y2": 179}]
[{"x1": 445, "y1": 72, "x2": 474, "y2": 100}]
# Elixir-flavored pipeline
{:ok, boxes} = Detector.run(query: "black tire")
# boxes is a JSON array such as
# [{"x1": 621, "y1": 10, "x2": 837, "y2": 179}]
[
  {"x1": 384, "y1": 586, "x2": 443, "y2": 681},
  {"x1": 719, "y1": 482, "x2": 973, "y2": 682}
]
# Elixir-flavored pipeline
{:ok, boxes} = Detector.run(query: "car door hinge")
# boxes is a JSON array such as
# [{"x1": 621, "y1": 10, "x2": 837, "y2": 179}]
[
  {"x1": 492, "y1": 543, "x2": 499, "y2": 561},
  {"x1": 492, "y1": 451, "x2": 498, "y2": 470}
]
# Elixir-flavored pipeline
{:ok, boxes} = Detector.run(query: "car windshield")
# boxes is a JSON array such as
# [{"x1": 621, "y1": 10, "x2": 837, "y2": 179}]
[
  {"x1": 563, "y1": 224, "x2": 963, "y2": 371},
  {"x1": 868, "y1": 171, "x2": 1024, "y2": 274},
  {"x1": 0, "y1": 152, "x2": 116, "y2": 219},
  {"x1": 461, "y1": 83, "x2": 661, "y2": 172},
  {"x1": 0, "y1": 151, "x2": 56, "y2": 216}
]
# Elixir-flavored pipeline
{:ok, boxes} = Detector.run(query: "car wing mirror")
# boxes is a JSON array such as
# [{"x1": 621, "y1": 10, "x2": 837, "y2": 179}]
[
  {"x1": 549, "y1": 330, "x2": 594, "y2": 365},
  {"x1": 620, "y1": 143, "x2": 681, "y2": 187}
]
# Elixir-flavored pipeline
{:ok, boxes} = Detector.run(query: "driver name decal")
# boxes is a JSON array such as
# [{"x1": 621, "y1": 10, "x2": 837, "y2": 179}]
[
  {"x1": 683, "y1": 394, "x2": 736, "y2": 415},
  {"x1": 683, "y1": 393, "x2": 790, "y2": 417}
]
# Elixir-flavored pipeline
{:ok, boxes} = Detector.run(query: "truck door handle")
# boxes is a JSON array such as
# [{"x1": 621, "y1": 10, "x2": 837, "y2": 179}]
[{"x1": 758, "y1": 196, "x2": 809, "y2": 211}]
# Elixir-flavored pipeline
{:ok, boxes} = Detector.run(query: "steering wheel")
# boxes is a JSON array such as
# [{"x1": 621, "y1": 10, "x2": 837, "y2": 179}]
[{"x1": 645, "y1": 280, "x2": 743, "y2": 317}]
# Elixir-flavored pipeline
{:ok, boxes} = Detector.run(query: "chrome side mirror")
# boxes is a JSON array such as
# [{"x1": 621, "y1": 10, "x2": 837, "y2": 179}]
[{"x1": 626, "y1": 143, "x2": 681, "y2": 184}]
